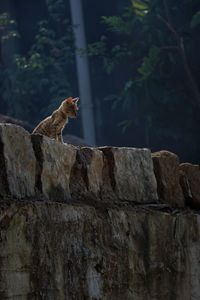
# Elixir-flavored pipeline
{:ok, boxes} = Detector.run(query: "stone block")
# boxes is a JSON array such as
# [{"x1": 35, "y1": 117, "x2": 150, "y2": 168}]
[
  {"x1": 179, "y1": 163, "x2": 200, "y2": 208},
  {"x1": 100, "y1": 147, "x2": 158, "y2": 203},
  {"x1": 70, "y1": 147, "x2": 104, "y2": 201},
  {"x1": 31, "y1": 134, "x2": 76, "y2": 201},
  {"x1": 152, "y1": 150, "x2": 185, "y2": 207},
  {"x1": 0, "y1": 124, "x2": 36, "y2": 198}
]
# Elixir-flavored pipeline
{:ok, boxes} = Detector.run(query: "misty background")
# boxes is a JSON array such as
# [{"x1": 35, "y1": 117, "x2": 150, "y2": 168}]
[{"x1": 0, "y1": 0, "x2": 200, "y2": 163}]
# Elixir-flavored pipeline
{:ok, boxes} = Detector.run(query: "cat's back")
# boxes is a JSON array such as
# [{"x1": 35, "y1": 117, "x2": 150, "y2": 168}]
[{"x1": 32, "y1": 115, "x2": 52, "y2": 135}]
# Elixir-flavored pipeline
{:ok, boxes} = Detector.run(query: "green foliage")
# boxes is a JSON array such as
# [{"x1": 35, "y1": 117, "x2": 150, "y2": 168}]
[
  {"x1": 138, "y1": 46, "x2": 160, "y2": 80},
  {"x1": 102, "y1": 16, "x2": 132, "y2": 35},
  {"x1": 83, "y1": 36, "x2": 107, "y2": 57},
  {"x1": 130, "y1": 0, "x2": 149, "y2": 17},
  {"x1": 191, "y1": 11, "x2": 200, "y2": 29},
  {"x1": 88, "y1": 0, "x2": 200, "y2": 151},
  {"x1": 118, "y1": 119, "x2": 133, "y2": 133},
  {"x1": 0, "y1": 0, "x2": 74, "y2": 123},
  {"x1": 0, "y1": 13, "x2": 19, "y2": 40}
]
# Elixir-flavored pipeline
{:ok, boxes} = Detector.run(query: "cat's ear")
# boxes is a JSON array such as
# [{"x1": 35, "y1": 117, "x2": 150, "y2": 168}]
[
  {"x1": 72, "y1": 97, "x2": 79, "y2": 104},
  {"x1": 65, "y1": 97, "x2": 73, "y2": 103}
]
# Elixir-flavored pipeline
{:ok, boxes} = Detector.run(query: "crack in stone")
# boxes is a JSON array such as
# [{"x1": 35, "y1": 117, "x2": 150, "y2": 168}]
[
  {"x1": 100, "y1": 147, "x2": 116, "y2": 191},
  {"x1": 31, "y1": 134, "x2": 44, "y2": 194},
  {"x1": 69, "y1": 148, "x2": 93, "y2": 196},
  {"x1": 0, "y1": 135, "x2": 9, "y2": 196}
]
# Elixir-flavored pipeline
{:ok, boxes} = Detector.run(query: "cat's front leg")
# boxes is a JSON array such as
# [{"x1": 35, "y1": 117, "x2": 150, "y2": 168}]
[{"x1": 57, "y1": 132, "x2": 63, "y2": 143}]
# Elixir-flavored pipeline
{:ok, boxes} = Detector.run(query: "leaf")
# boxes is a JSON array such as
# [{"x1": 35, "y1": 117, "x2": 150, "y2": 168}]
[
  {"x1": 124, "y1": 80, "x2": 134, "y2": 92},
  {"x1": 138, "y1": 46, "x2": 160, "y2": 80},
  {"x1": 102, "y1": 16, "x2": 131, "y2": 35},
  {"x1": 133, "y1": 1, "x2": 147, "y2": 10},
  {"x1": 118, "y1": 120, "x2": 133, "y2": 133},
  {"x1": 191, "y1": 11, "x2": 200, "y2": 29},
  {"x1": 130, "y1": 0, "x2": 149, "y2": 17}
]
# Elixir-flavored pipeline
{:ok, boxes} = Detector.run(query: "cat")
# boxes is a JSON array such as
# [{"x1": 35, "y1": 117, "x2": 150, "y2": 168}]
[{"x1": 32, "y1": 97, "x2": 79, "y2": 143}]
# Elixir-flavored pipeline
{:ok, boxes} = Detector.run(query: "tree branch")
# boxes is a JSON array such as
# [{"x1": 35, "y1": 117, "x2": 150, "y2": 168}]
[
  {"x1": 163, "y1": 0, "x2": 171, "y2": 24},
  {"x1": 180, "y1": 38, "x2": 200, "y2": 108},
  {"x1": 158, "y1": 14, "x2": 200, "y2": 108},
  {"x1": 158, "y1": 15, "x2": 180, "y2": 43}
]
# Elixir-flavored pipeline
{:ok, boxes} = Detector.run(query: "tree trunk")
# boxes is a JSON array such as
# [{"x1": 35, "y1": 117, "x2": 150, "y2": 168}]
[{"x1": 69, "y1": 0, "x2": 96, "y2": 145}]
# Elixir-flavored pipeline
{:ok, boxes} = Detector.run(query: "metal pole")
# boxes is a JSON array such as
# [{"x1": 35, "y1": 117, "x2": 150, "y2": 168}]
[{"x1": 69, "y1": 0, "x2": 96, "y2": 145}]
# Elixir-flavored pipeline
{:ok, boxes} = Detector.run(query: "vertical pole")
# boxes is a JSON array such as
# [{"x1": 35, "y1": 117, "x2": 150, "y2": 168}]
[{"x1": 69, "y1": 0, "x2": 96, "y2": 145}]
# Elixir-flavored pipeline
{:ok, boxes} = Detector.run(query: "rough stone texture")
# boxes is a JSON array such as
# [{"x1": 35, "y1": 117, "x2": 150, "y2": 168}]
[
  {"x1": 0, "y1": 125, "x2": 158, "y2": 204},
  {"x1": 152, "y1": 150, "x2": 185, "y2": 207},
  {"x1": 31, "y1": 134, "x2": 77, "y2": 201},
  {"x1": 100, "y1": 147, "x2": 158, "y2": 203},
  {"x1": 70, "y1": 146, "x2": 158, "y2": 204},
  {"x1": 0, "y1": 202, "x2": 200, "y2": 300},
  {"x1": 0, "y1": 124, "x2": 36, "y2": 199},
  {"x1": 70, "y1": 147, "x2": 104, "y2": 201},
  {"x1": 1, "y1": 124, "x2": 200, "y2": 299},
  {"x1": 179, "y1": 163, "x2": 200, "y2": 208}
]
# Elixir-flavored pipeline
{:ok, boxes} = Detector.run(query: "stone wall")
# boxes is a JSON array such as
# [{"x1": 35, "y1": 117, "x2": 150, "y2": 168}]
[{"x1": 0, "y1": 124, "x2": 200, "y2": 300}]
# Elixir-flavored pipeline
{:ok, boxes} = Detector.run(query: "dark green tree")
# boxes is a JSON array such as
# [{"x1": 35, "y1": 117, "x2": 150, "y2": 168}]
[
  {"x1": 88, "y1": 0, "x2": 200, "y2": 161},
  {"x1": 0, "y1": 0, "x2": 75, "y2": 124}
]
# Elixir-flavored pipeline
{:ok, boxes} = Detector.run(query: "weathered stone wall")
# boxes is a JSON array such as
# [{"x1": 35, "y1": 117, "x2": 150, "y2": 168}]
[
  {"x1": 0, "y1": 124, "x2": 200, "y2": 300},
  {"x1": 0, "y1": 202, "x2": 200, "y2": 300},
  {"x1": 0, "y1": 124, "x2": 158, "y2": 204}
]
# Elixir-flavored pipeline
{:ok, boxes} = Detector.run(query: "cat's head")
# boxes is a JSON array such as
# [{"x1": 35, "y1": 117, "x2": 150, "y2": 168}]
[{"x1": 62, "y1": 97, "x2": 79, "y2": 117}]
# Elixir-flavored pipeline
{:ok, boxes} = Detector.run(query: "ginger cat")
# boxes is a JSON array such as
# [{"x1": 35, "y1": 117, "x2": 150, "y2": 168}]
[{"x1": 32, "y1": 97, "x2": 79, "y2": 143}]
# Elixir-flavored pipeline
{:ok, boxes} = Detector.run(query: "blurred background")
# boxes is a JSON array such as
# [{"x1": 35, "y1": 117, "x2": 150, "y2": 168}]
[{"x1": 0, "y1": 0, "x2": 200, "y2": 163}]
